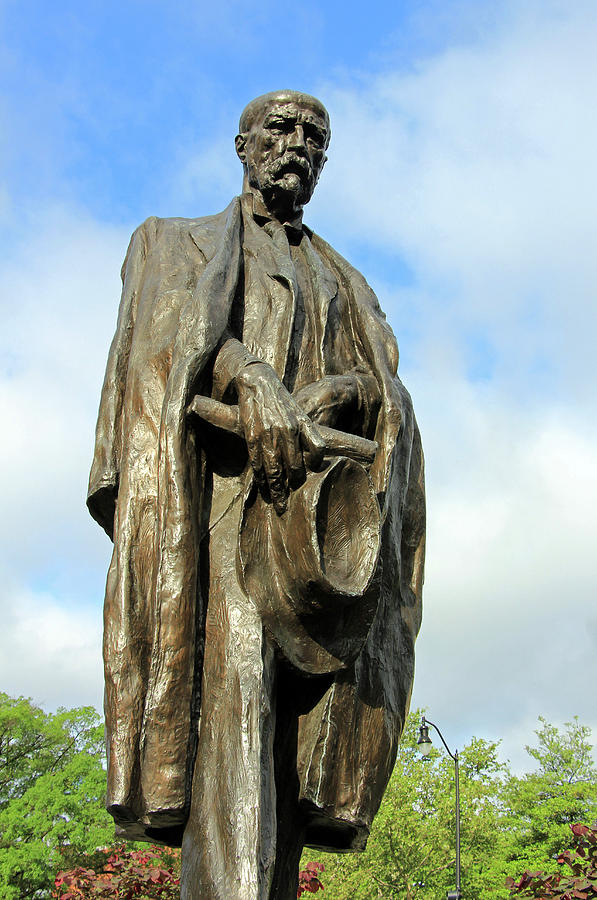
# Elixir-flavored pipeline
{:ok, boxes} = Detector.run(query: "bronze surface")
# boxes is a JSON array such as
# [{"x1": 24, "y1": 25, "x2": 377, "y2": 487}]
[{"x1": 88, "y1": 88, "x2": 426, "y2": 899}]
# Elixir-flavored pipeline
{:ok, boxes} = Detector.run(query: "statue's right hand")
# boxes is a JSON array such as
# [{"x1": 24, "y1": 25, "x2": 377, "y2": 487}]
[{"x1": 234, "y1": 362, "x2": 325, "y2": 514}]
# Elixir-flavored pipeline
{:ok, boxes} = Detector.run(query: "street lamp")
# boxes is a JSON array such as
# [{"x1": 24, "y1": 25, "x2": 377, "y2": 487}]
[{"x1": 417, "y1": 715, "x2": 462, "y2": 900}]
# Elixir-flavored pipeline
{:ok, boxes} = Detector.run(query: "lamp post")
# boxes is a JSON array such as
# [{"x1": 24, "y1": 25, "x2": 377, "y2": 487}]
[{"x1": 417, "y1": 715, "x2": 462, "y2": 900}]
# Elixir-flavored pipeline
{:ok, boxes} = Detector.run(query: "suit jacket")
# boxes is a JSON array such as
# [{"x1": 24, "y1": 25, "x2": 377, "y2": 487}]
[{"x1": 88, "y1": 197, "x2": 425, "y2": 849}]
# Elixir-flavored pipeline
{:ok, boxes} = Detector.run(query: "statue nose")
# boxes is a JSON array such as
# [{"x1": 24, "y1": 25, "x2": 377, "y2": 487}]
[{"x1": 288, "y1": 124, "x2": 306, "y2": 148}]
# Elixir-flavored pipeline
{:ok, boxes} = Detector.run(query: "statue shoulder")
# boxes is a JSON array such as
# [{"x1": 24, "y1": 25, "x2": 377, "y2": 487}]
[
  {"x1": 310, "y1": 230, "x2": 401, "y2": 380},
  {"x1": 309, "y1": 231, "x2": 387, "y2": 318},
  {"x1": 129, "y1": 200, "x2": 238, "y2": 260}
]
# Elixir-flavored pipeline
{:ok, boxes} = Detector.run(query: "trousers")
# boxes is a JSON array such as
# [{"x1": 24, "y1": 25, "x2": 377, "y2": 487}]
[{"x1": 180, "y1": 473, "x2": 307, "y2": 899}]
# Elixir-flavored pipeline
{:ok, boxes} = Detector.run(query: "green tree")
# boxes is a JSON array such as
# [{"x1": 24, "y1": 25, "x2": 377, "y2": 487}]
[
  {"x1": 504, "y1": 717, "x2": 597, "y2": 877},
  {"x1": 0, "y1": 693, "x2": 114, "y2": 899}
]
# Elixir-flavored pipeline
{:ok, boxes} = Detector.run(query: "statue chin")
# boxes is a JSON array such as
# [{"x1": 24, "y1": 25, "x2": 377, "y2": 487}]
[{"x1": 275, "y1": 177, "x2": 314, "y2": 211}]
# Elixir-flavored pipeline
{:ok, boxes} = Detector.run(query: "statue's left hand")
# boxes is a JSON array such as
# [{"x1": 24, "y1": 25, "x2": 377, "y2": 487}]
[{"x1": 293, "y1": 375, "x2": 360, "y2": 429}]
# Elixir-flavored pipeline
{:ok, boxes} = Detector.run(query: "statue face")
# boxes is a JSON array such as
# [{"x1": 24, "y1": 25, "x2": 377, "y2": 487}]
[{"x1": 237, "y1": 99, "x2": 329, "y2": 215}]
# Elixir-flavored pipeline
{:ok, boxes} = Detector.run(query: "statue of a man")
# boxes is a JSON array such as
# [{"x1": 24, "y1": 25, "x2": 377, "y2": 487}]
[{"x1": 88, "y1": 89, "x2": 425, "y2": 900}]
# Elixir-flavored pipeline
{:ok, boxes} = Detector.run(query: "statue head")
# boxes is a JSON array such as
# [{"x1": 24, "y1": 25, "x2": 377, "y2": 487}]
[{"x1": 235, "y1": 90, "x2": 331, "y2": 220}]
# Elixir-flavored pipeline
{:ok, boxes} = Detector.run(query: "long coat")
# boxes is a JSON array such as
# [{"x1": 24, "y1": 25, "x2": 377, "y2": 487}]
[{"x1": 88, "y1": 197, "x2": 425, "y2": 849}]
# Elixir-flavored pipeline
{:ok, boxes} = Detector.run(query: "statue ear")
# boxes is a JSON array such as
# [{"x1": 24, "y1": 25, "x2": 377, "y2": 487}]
[{"x1": 235, "y1": 133, "x2": 247, "y2": 163}]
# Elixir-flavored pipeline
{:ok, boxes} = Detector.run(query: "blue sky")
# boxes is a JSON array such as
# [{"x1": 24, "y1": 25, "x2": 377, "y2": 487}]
[
  {"x1": 1, "y1": 0, "x2": 596, "y2": 773},
  {"x1": 2, "y1": 0, "x2": 504, "y2": 225}
]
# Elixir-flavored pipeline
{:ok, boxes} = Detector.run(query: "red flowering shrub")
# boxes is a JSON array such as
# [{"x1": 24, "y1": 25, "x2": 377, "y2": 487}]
[
  {"x1": 55, "y1": 844, "x2": 321, "y2": 898},
  {"x1": 53, "y1": 844, "x2": 180, "y2": 899},
  {"x1": 297, "y1": 860, "x2": 324, "y2": 896},
  {"x1": 506, "y1": 823, "x2": 597, "y2": 899}
]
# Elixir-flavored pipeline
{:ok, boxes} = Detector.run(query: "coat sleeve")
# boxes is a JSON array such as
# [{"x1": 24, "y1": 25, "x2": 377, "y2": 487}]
[{"x1": 87, "y1": 218, "x2": 153, "y2": 539}]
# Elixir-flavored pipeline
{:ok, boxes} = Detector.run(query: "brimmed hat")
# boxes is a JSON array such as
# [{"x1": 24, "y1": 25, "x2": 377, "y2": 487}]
[{"x1": 238, "y1": 456, "x2": 381, "y2": 674}]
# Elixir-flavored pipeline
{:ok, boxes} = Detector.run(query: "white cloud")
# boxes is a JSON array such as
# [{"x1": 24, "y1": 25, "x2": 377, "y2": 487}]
[
  {"x1": 0, "y1": 578, "x2": 103, "y2": 711},
  {"x1": 0, "y1": 205, "x2": 128, "y2": 570},
  {"x1": 411, "y1": 393, "x2": 597, "y2": 769},
  {"x1": 0, "y1": 204, "x2": 127, "y2": 709}
]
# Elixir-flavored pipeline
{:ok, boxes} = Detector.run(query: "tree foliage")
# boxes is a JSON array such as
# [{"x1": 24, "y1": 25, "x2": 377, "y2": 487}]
[
  {"x1": 302, "y1": 711, "x2": 512, "y2": 899},
  {"x1": 504, "y1": 717, "x2": 597, "y2": 876},
  {"x1": 2, "y1": 690, "x2": 595, "y2": 900},
  {"x1": 300, "y1": 711, "x2": 597, "y2": 900},
  {"x1": 506, "y1": 822, "x2": 597, "y2": 898},
  {"x1": 0, "y1": 693, "x2": 114, "y2": 899}
]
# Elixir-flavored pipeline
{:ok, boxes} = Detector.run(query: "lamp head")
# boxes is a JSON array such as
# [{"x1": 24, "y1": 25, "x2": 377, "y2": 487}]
[{"x1": 417, "y1": 718, "x2": 433, "y2": 757}]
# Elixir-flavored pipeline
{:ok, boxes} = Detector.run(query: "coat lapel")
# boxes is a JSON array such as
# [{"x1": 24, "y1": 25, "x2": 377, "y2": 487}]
[{"x1": 300, "y1": 233, "x2": 338, "y2": 373}]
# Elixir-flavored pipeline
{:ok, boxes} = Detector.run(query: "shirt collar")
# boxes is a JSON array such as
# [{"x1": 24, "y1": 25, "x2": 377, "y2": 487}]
[{"x1": 242, "y1": 191, "x2": 304, "y2": 242}]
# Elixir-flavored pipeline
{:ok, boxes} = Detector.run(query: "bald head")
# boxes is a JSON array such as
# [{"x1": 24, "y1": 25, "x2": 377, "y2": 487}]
[{"x1": 239, "y1": 90, "x2": 330, "y2": 145}]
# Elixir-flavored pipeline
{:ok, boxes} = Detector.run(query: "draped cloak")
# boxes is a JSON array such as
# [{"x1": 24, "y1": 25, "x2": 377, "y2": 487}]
[{"x1": 87, "y1": 197, "x2": 425, "y2": 851}]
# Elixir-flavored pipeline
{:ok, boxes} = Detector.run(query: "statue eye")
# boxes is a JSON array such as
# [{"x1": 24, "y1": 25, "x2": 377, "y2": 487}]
[
  {"x1": 266, "y1": 119, "x2": 293, "y2": 134},
  {"x1": 304, "y1": 125, "x2": 326, "y2": 147}
]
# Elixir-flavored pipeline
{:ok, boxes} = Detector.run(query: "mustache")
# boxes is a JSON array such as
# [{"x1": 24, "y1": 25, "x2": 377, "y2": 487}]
[{"x1": 269, "y1": 153, "x2": 312, "y2": 180}]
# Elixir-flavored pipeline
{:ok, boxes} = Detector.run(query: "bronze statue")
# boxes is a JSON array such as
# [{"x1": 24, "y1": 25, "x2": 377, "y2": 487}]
[{"x1": 88, "y1": 89, "x2": 425, "y2": 900}]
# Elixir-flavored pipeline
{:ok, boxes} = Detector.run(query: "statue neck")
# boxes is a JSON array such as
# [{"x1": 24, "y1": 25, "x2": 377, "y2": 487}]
[{"x1": 241, "y1": 175, "x2": 304, "y2": 226}]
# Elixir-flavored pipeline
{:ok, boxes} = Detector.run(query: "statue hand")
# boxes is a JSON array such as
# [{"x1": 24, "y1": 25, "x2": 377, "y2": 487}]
[
  {"x1": 293, "y1": 375, "x2": 360, "y2": 429},
  {"x1": 235, "y1": 363, "x2": 325, "y2": 514}
]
